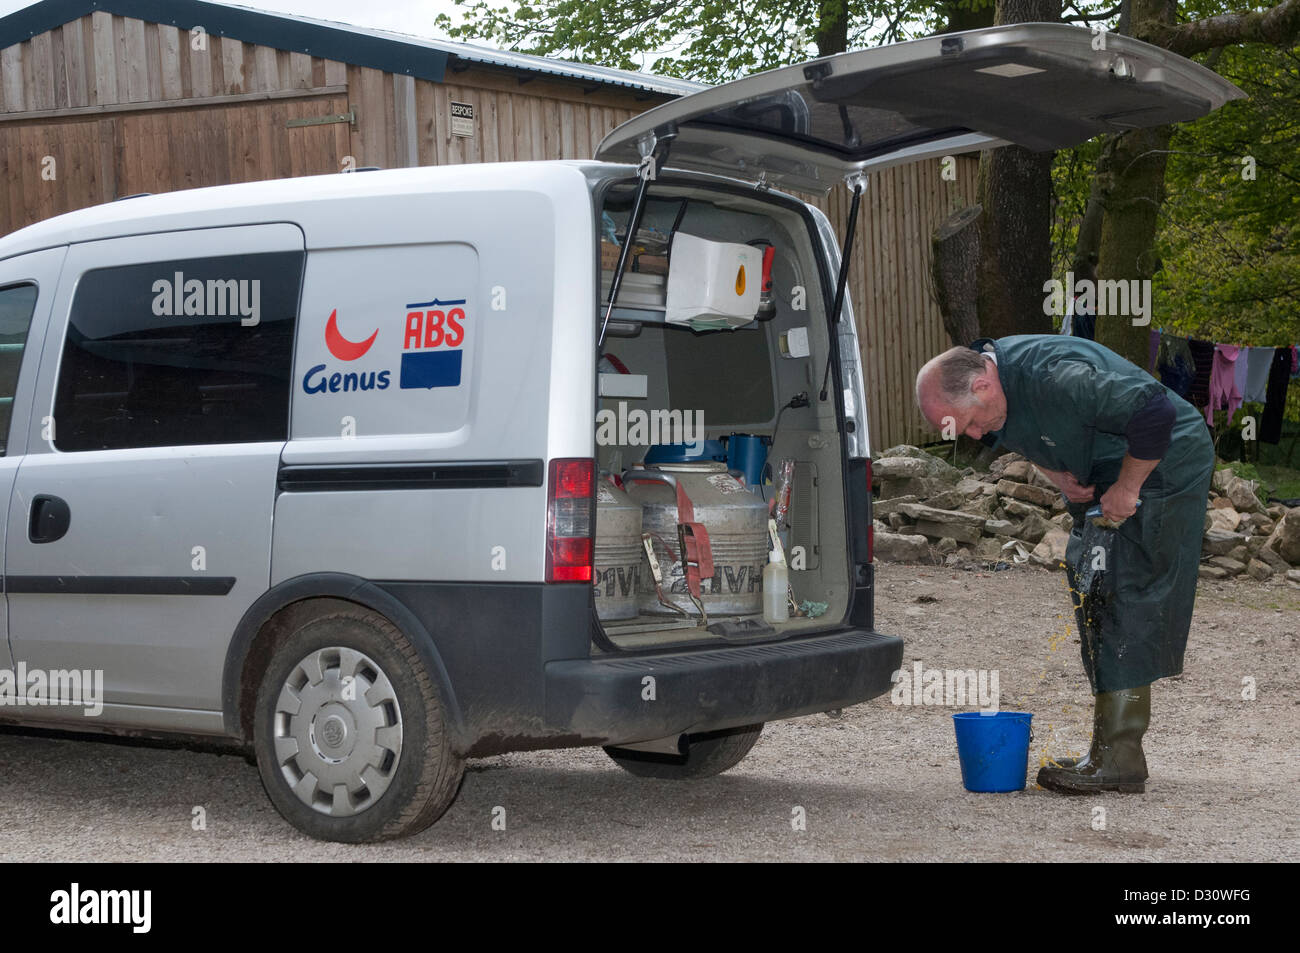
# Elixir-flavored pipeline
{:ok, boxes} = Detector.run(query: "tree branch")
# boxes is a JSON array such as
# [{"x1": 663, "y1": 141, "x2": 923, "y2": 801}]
[
  {"x1": 1148, "y1": 0, "x2": 1300, "y2": 57},
  {"x1": 1061, "y1": 4, "x2": 1122, "y2": 23}
]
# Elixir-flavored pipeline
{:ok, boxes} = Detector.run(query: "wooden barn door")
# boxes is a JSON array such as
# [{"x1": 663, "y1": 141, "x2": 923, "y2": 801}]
[
  {"x1": 0, "y1": 117, "x2": 108, "y2": 234},
  {"x1": 113, "y1": 94, "x2": 352, "y2": 195},
  {"x1": 0, "y1": 94, "x2": 351, "y2": 236}
]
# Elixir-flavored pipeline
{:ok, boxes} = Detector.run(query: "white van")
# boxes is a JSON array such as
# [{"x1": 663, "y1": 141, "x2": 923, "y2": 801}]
[{"x1": 0, "y1": 24, "x2": 1237, "y2": 841}]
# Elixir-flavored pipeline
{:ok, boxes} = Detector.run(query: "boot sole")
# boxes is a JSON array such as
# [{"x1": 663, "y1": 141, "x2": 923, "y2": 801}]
[{"x1": 1036, "y1": 773, "x2": 1146, "y2": 795}]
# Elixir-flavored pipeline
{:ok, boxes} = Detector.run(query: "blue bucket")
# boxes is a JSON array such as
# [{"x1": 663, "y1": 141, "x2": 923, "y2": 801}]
[{"x1": 952, "y1": 711, "x2": 1034, "y2": 792}]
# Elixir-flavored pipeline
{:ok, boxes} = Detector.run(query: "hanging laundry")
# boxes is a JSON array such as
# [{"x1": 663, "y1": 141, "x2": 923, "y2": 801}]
[
  {"x1": 1260, "y1": 347, "x2": 1292, "y2": 444},
  {"x1": 1242, "y1": 346, "x2": 1274, "y2": 403},
  {"x1": 1187, "y1": 338, "x2": 1215, "y2": 409},
  {"x1": 1157, "y1": 334, "x2": 1195, "y2": 401},
  {"x1": 1206, "y1": 344, "x2": 1243, "y2": 425},
  {"x1": 1234, "y1": 348, "x2": 1251, "y2": 402}
]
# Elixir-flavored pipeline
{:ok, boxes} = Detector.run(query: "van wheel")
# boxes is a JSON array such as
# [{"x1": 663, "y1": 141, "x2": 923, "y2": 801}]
[
  {"x1": 252, "y1": 607, "x2": 463, "y2": 842},
  {"x1": 604, "y1": 724, "x2": 763, "y2": 779}
]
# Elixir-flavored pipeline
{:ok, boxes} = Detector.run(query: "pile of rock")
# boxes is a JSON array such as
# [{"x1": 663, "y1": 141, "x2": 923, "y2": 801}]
[
  {"x1": 870, "y1": 446, "x2": 1300, "y2": 589},
  {"x1": 871, "y1": 446, "x2": 1072, "y2": 570},
  {"x1": 1198, "y1": 468, "x2": 1300, "y2": 586}
]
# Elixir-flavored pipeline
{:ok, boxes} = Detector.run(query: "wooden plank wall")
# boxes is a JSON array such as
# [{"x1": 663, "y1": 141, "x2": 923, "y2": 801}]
[
  {"x1": 0, "y1": 12, "x2": 348, "y2": 111},
  {"x1": 343, "y1": 64, "x2": 643, "y2": 170},
  {"x1": 0, "y1": 95, "x2": 351, "y2": 232},
  {"x1": 813, "y1": 157, "x2": 980, "y2": 452}
]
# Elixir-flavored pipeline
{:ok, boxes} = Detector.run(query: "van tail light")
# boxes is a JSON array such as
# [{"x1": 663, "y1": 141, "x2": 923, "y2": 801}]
[
  {"x1": 865, "y1": 457, "x2": 874, "y2": 563},
  {"x1": 546, "y1": 458, "x2": 594, "y2": 583}
]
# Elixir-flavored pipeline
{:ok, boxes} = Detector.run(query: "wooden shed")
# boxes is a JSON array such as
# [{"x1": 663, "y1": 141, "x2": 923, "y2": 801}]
[{"x1": 0, "y1": 0, "x2": 976, "y2": 450}]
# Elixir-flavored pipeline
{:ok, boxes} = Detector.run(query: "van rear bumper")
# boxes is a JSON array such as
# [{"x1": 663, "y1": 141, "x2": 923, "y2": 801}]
[{"x1": 544, "y1": 627, "x2": 903, "y2": 746}]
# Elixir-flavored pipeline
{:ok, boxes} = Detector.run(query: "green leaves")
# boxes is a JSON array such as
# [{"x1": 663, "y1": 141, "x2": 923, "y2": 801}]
[
  {"x1": 436, "y1": 0, "x2": 944, "y2": 84},
  {"x1": 1156, "y1": 39, "x2": 1300, "y2": 345}
]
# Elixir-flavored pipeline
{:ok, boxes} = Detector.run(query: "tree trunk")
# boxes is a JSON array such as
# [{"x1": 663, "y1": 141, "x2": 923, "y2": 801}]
[
  {"x1": 974, "y1": 0, "x2": 1062, "y2": 339},
  {"x1": 814, "y1": 0, "x2": 849, "y2": 55},
  {"x1": 1090, "y1": 0, "x2": 1176, "y2": 364},
  {"x1": 936, "y1": 0, "x2": 997, "y2": 33},
  {"x1": 931, "y1": 205, "x2": 984, "y2": 346},
  {"x1": 1092, "y1": 125, "x2": 1172, "y2": 364}
]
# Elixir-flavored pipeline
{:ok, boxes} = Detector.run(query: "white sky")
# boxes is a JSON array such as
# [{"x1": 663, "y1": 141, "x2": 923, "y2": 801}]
[{"x1": 0, "y1": 0, "x2": 476, "y2": 43}]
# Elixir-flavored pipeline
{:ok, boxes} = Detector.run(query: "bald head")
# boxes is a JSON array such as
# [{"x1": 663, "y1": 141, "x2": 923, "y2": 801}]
[{"x1": 915, "y1": 346, "x2": 1008, "y2": 440}]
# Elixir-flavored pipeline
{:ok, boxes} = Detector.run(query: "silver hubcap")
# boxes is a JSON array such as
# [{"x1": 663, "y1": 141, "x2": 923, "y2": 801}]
[{"x1": 273, "y1": 646, "x2": 404, "y2": 817}]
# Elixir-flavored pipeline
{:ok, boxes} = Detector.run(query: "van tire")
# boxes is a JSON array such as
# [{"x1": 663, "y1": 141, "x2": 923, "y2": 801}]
[
  {"x1": 252, "y1": 606, "x2": 463, "y2": 842},
  {"x1": 604, "y1": 724, "x2": 763, "y2": 779}
]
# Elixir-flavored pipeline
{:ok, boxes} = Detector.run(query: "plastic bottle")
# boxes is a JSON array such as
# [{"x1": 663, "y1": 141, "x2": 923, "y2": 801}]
[{"x1": 763, "y1": 550, "x2": 789, "y2": 623}]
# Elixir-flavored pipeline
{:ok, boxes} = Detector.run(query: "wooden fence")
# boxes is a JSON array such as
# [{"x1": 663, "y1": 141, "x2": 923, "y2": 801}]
[{"x1": 813, "y1": 157, "x2": 980, "y2": 451}]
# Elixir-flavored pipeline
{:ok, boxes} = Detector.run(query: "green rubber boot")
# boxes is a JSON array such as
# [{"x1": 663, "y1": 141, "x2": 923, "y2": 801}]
[{"x1": 1037, "y1": 685, "x2": 1150, "y2": 794}]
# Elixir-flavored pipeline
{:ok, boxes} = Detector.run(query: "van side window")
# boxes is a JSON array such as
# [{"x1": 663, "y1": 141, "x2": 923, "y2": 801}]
[
  {"x1": 0, "y1": 282, "x2": 38, "y2": 455},
  {"x1": 53, "y1": 252, "x2": 303, "y2": 452}
]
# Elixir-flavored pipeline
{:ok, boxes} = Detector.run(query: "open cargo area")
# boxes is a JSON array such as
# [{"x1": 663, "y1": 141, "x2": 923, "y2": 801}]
[{"x1": 591, "y1": 179, "x2": 855, "y2": 652}]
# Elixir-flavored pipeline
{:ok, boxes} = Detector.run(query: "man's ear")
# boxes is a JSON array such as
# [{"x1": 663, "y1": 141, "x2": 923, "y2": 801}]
[{"x1": 970, "y1": 372, "x2": 990, "y2": 399}]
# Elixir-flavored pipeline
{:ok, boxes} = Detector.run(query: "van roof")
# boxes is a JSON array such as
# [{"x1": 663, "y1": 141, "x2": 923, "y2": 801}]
[{"x1": 0, "y1": 161, "x2": 625, "y2": 258}]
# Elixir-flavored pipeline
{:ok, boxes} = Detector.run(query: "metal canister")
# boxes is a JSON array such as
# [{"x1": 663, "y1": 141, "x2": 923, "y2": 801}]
[
  {"x1": 593, "y1": 478, "x2": 643, "y2": 621},
  {"x1": 623, "y1": 462, "x2": 769, "y2": 617}
]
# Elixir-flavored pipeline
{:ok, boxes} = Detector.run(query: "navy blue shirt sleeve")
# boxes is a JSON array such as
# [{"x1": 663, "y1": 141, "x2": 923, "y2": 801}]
[{"x1": 1125, "y1": 391, "x2": 1176, "y2": 460}]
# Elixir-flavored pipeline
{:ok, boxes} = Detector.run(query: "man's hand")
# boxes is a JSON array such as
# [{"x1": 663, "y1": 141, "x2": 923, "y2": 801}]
[
  {"x1": 1098, "y1": 454, "x2": 1160, "y2": 524},
  {"x1": 1099, "y1": 482, "x2": 1141, "y2": 523},
  {"x1": 1036, "y1": 466, "x2": 1096, "y2": 504}
]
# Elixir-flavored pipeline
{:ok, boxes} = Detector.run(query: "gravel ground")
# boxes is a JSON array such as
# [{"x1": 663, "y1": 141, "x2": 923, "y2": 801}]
[{"x1": 1, "y1": 562, "x2": 1296, "y2": 862}]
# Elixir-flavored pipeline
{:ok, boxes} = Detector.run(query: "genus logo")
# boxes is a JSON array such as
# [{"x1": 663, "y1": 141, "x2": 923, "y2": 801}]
[
  {"x1": 303, "y1": 309, "x2": 392, "y2": 394},
  {"x1": 325, "y1": 308, "x2": 378, "y2": 361}
]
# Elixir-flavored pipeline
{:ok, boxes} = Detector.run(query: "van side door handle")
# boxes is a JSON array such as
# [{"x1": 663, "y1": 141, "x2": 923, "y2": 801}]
[{"x1": 29, "y1": 495, "x2": 71, "y2": 544}]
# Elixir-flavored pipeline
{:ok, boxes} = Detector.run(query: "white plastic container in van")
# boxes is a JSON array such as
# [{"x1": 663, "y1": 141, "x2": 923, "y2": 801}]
[{"x1": 0, "y1": 24, "x2": 1239, "y2": 841}]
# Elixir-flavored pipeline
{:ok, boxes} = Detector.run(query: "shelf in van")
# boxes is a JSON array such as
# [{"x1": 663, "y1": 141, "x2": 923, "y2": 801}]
[{"x1": 599, "y1": 270, "x2": 666, "y2": 313}]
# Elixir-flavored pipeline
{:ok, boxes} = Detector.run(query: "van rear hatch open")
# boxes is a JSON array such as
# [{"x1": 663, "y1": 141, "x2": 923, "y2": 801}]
[{"x1": 595, "y1": 22, "x2": 1243, "y2": 194}]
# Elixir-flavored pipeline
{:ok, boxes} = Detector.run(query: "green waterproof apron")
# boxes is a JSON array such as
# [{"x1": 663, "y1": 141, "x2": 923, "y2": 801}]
[{"x1": 977, "y1": 335, "x2": 1214, "y2": 692}]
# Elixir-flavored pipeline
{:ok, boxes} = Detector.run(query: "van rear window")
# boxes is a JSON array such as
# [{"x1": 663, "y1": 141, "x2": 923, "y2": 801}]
[
  {"x1": 0, "y1": 282, "x2": 37, "y2": 454},
  {"x1": 53, "y1": 252, "x2": 303, "y2": 452}
]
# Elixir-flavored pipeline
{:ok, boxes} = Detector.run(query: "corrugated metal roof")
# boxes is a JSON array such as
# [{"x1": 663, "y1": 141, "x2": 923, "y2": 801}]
[
  {"x1": 443, "y1": 38, "x2": 706, "y2": 97},
  {"x1": 243, "y1": 6, "x2": 709, "y2": 97},
  {"x1": 0, "y1": 0, "x2": 707, "y2": 97}
]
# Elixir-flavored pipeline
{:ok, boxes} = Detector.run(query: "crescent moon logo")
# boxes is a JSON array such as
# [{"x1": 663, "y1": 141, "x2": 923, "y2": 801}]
[{"x1": 325, "y1": 309, "x2": 378, "y2": 361}]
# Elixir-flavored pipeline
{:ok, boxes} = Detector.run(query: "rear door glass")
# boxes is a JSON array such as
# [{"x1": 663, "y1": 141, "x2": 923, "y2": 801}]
[{"x1": 0, "y1": 283, "x2": 38, "y2": 454}]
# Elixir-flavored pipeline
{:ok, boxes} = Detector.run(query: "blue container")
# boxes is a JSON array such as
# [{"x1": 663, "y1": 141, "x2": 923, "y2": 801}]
[
  {"x1": 725, "y1": 433, "x2": 768, "y2": 488},
  {"x1": 952, "y1": 711, "x2": 1034, "y2": 792},
  {"x1": 644, "y1": 440, "x2": 727, "y2": 465}
]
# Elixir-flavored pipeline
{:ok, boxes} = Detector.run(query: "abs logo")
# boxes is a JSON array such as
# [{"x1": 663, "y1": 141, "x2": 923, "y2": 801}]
[{"x1": 401, "y1": 299, "x2": 466, "y2": 389}]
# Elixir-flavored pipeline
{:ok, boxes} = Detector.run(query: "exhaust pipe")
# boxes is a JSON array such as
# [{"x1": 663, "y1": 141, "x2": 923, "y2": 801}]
[{"x1": 607, "y1": 734, "x2": 686, "y2": 756}]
